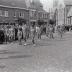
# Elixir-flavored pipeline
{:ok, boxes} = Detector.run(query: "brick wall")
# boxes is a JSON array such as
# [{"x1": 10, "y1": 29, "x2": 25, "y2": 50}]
[{"x1": 0, "y1": 6, "x2": 29, "y2": 24}]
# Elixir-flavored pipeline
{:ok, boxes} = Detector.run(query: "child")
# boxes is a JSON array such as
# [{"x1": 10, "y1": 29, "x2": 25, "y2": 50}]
[
  {"x1": 6, "y1": 27, "x2": 10, "y2": 43},
  {"x1": 22, "y1": 24, "x2": 28, "y2": 46},
  {"x1": 30, "y1": 24, "x2": 36, "y2": 46},
  {"x1": 17, "y1": 25, "x2": 22, "y2": 45},
  {"x1": 36, "y1": 25, "x2": 40, "y2": 39},
  {"x1": 49, "y1": 25, "x2": 54, "y2": 39}
]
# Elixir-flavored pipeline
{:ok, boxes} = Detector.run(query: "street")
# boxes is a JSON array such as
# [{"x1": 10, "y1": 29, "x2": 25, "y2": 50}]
[{"x1": 0, "y1": 32, "x2": 72, "y2": 72}]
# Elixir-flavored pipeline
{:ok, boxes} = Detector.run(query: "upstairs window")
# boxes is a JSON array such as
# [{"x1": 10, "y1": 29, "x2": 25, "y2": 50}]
[
  {"x1": 43, "y1": 13, "x2": 45, "y2": 18},
  {"x1": 19, "y1": 12, "x2": 22, "y2": 17},
  {"x1": 19, "y1": 12, "x2": 24, "y2": 18},
  {"x1": 42, "y1": 13, "x2": 43, "y2": 18},
  {"x1": 30, "y1": 11, "x2": 32, "y2": 17},
  {"x1": 14, "y1": 12, "x2": 16, "y2": 17},
  {"x1": 30, "y1": 10, "x2": 36, "y2": 17},
  {"x1": 22, "y1": 13, "x2": 24, "y2": 18},
  {"x1": 0, "y1": 10, "x2": 2, "y2": 16},
  {"x1": 4, "y1": 11, "x2": 8, "y2": 17},
  {"x1": 45, "y1": 14, "x2": 47, "y2": 18}
]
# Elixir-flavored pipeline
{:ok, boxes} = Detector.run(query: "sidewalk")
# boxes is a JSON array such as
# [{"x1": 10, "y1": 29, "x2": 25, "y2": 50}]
[
  {"x1": 0, "y1": 31, "x2": 72, "y2": 50},
  {"x1": 0, "y1": 31, "x2": 72, "y2": 72},
  {"x1": 42, "y1": 31, "x2": 72, "y2": 38}
]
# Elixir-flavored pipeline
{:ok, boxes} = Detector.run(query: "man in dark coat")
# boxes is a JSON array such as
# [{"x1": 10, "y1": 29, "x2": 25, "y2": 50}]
[{"x1": 0, "y1": 29, "x2": 5, "y2": 44}]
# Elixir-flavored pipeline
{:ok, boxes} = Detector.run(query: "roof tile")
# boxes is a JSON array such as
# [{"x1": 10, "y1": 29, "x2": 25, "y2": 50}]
[{"x1": 0, "y1": 0, "x2": 27, "y2": 8}]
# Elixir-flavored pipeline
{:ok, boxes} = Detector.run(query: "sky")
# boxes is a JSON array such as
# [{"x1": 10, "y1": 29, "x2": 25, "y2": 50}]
[
  {"x1": 40, "y1": 0, "x2": 65, "y2": 12},
  {"x1": 40, "y1": 0, "x2": 53, "y2": 12},
  {"x1": 1, "y1": 0, "x2": 66, "y2": 12}
]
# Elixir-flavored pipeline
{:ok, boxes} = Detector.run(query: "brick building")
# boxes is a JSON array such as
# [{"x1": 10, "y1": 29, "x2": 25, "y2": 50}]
[
  {"x1": 65, "y1": 5, "x2": 72, "y2": 25},
  {"x1": 0, "y1": 0, "x2": 49, "y2": 28},
  {"x1": 29, "y1": 0, "x2": 49, "y2": 26},
  {"x1": 0, "y1": 0, "x2": 29, "y2": 24},
  {"x1": 64, "y1": 0, "x2": 72, "y2": 25}
]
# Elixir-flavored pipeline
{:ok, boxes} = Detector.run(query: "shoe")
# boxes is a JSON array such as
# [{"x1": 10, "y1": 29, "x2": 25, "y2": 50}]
[
  {"x1": 24, "y1": 43, "x2": 27, "y2": 46},
  {"x1": 33, "y1": 44, "x2": 36, "y2": 46}
]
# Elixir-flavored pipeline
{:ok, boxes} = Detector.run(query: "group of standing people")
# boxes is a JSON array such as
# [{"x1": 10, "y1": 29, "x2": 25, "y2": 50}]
[
  {"x1": 56, "y1": 25, "x2": 66, "y2": 38},
  {"x1": 17, "y1": 23, "x2": 36, "y2": 46},
  {"x1": 0, "y1": 23, "x2": 66, "y2": 45},
  {"x1": 46, "y1": 24, "x2": 66, "y2": 39},
  {"x1": 0, "y1": 25, "x2": 15, "y2": 43},
  {"x1": 46, "y1": 24, "x2": 55, "y2": 39},
  {"x1": 0, "y1": 23, "x2": 43, "y2": 45},
  {"x1": 17, "y1": 23, "x2": 45, "y2": 46}
]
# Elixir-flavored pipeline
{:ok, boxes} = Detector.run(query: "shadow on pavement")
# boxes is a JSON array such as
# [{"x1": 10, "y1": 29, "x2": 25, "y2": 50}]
[
  {"x1": 0, "y1": 55, "x2": 33, "y2": 60},
  {"x1": 0, "y1": 65, "x2": 6, "y2": 69},
  {"x1": 32, "y1": 43, "x2": 51, "y2": 47},
  {"x1": 41, "y1": 38, "x2": 67, "y2": 42},
  {"x1": 0, "y1": 50, "x2": 20, "y2": 54}
]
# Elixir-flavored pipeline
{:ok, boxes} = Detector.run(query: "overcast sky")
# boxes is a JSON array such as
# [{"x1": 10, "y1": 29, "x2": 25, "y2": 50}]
[
  {"x1": 1, "y1": 0, "x2": 66, "y2": 12},
  {"x1": 40, "y1": 0, "x2": 65, "y2": 12},
  {"x1": 40, "y1": 0, "x2": 53, "y2": 12}
]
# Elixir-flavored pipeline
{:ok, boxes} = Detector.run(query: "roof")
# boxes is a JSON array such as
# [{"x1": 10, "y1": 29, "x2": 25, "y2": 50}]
[
  {"x1": 0, "y1": 0, "x2": 27, "y2": 9},
  {"x1": 64, "y1": 0, "x2": 72, "y2": 5},
  {"x1": 29, "y1": 0, "x2": 44, "y2": 11},
  {"x1": 67, "y1": 7, "x2": 72, "y2": 17}
]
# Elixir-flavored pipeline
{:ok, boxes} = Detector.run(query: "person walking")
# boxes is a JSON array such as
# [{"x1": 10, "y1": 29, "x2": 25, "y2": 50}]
[
  {"x1": 14, "y1": 24, "x2": 18, "y2": 41},
  {"x1": 39, "y1": 25, "x2": 43, "y2": 39},
  {"x1": 49, "y1": 25, "x2": 54, "y2": 39},
  {"x1": 36, "y1": 25, "x2": 40, "y2": 39},
  {"x1": 9, "y1": 26, "x2": 14, "y2": 42},
  {"x1": 22, "y1": 23, "x2": 28, "y2": 46},
  {"x1": 30, "y1": 24, "x2": 36, "y2": 46},
  {"x1": 57, "y1": 25, "x2": 63, "y2": 38},
  {"x1": 46, "y1": 25, "x2": 50, "y2": 37},
  {"x1": 17, "y1": 25, "x2": 22, "y2": 45}
]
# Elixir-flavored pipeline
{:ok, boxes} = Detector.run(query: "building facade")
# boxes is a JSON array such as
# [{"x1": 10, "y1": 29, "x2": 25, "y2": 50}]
[
  {"x1": 38, "y1": 11, "x2": 49, "y2": 25},
  {"x1": 65, "y1": 5, "x2": 72, "y2": 25},
  {"x1": 0, "y1": 5, "x2": 29, "y2": 24},
  {"x1": 29, "y1": 0, "x2": 49, "y2": 26},
  {"x1": 53, "y1": 0, "x2": 65, "y2": 26},
  {"x1": 29, "y1": 9, "x2": 37, "y2": 25},
  {"x1": 63, "y1": 0, "x2": 72, "y2": 25},
  {"x1": 0, "y1": 0, "x2": 49, "y2": 28}
]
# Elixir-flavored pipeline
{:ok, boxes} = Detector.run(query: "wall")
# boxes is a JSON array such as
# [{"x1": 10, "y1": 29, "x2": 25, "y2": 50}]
[{"x1": 0, "y1": 6, "x2": 29, "y2": 24}]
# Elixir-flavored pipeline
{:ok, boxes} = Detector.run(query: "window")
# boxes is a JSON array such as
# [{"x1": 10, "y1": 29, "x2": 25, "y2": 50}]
[
  {"x1": 4, "y1": 11, "x2": 8, "y2": 17},
  {"x1": 44, "y1": 13, "x2": 45, "y2": 18},
  {"x1": 44, "y1": 14, "x2": 46, "y2": 18},
  {"x1": 19, "y1": 12, "x2": 21, "y2": 17},
  {"x1": 42, "y1": 13, "x2": 43, "y2": 18},
  {"x1": 30, "y1": 11, "x2": 32, "y2": 17},
  {"x1": 30, "y1": 10, "x2": 36, "y2": 17},
  {"x1": 41, "y1": 12, "x2": 43, "y2": 18},
  {"x1": 19, "y1": 12, "x2": 24, "y2": 17},
  {"x1": 22, "y1": 13, "x2": 24, "y2": 18},
  {"x1": 33, "y1": 11, "x2": 36, "y2": 17},
  {"x1": 45, "y1": 14, "x2": 47, "y2": 18},
  {"x1": 0, "y1": 10, "x2": 2, "y2": 16},
  {"x1": 43, "y1": 13, "x2": 47, "y2": 18},
  {"x1": 32, "y1": 11, "x2": 34, "y2": 17},
  {"x1": 14, "y1": 12, "x2": 16, "y2": 17}
]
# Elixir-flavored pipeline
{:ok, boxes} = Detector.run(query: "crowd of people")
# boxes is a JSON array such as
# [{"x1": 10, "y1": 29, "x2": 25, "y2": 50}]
[
  {"x1": 0, "y1": 22, "x2": 67, "y2": 46},
  {"x1": 47, "y1": 24, "x2": 66, "y2": 39}
]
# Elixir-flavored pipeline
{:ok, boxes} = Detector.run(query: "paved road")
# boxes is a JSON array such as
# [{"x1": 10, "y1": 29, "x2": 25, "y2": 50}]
[{"x1": 0, "y1": 32, "x2": 72, "y2": 72}]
